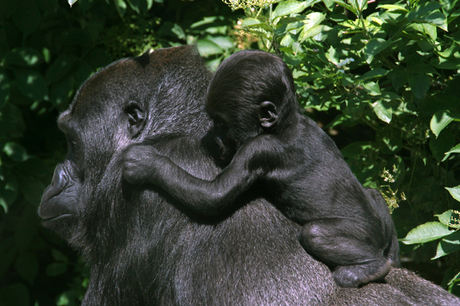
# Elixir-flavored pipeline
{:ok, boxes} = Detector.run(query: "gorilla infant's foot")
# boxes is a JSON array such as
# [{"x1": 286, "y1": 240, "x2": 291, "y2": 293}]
[{"x1": 333, "y1": 260, "x2": 392, "y2": 288}]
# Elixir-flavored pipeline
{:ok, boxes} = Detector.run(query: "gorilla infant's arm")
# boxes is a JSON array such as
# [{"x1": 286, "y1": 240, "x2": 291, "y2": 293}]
[{"x1": 123, "y1": 134, "x2": 276, "y2": 216}]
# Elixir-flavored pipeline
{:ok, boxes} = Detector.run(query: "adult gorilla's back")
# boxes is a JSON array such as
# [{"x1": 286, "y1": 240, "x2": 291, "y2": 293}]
[{"x1": 39, "y1": 46, "x2": 460, "y2": 305}]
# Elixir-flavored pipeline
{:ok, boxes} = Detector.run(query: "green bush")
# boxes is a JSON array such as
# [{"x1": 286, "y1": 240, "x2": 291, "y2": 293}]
[
  {"x1": 1, "y1": 0, "x2": 460, "y2": 304},
  {"x1": 232, "y1": 0, "x2": 460, "y2": 293},
  {"x1": 0, "y1": 0, "x2": 239, "y2": 304}
]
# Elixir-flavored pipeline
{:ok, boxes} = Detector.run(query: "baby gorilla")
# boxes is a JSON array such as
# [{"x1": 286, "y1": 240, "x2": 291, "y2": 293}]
[{"x1": 123, "y1": 50, "x2": 399, "y2": 288}]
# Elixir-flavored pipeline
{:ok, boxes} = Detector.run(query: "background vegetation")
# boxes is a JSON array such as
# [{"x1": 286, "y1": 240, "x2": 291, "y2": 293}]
[{"x1": 0, "y1": 0, "x2": 459, "y2": 304}]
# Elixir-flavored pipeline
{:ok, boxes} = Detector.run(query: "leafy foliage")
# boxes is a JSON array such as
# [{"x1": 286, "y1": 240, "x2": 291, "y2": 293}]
[
  {"x1": 2, "y1": 0, "x2": 460, "y2": 303},
  {"x1": 231, "y1": 0, "x2": 460, "y2": 294},
  {"x1": 0, "y1": 0, "x2": 240, "y2": 304}
]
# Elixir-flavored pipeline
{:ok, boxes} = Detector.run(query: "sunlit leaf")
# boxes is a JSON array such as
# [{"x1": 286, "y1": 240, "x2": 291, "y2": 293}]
[
  {"x1": 197, "y1": 39, "x2": 223, "y2": 57},
  {"x1": 433, "y1": 234, "x2": 460, "y2": 259},
  {"x1": 114, "y1": 0, "x2": 127, "y2": 16},
  {"x1": 68, "y1": 0, "x2": 78, "y2": 6},
  {"x1": 430, "y1": 110, "x2": 454, "y2": 138},
  {"x1": 420, "y1": 11, "x2": 448, "y2": 32},
  {"x1": 362, "y1": 81, "x2": 381, "y2": 96},
  {"x1": 435, "y1": 210, "x2": 460, "y2": 228},
  {"x1": 3, "y1": 142, "x2": 28, "y2": 162},
  {"x1": 3, "y1": 48, "x2": 43, "y2": 68},
  {"x1": 272, "y1": 1, "x2": 309, "y2": 19},
  {"x1": 407, "y1": 2, "x2": 442, "y2": 22},
  {"x1": 401, "y1": 221, "x2": 454, "y2": 245},
  {"x1": 377, "y1": 4, "x2": 409, "y2": 12},
  {"x1": 442, "y1": 143, "x2": 460, "y2": 162},
  {"x1": 364, "y1": 38, "x2": 393, "y2": 64},
  {"x1": 446, "y1": 186, "x2": 460, "y2": 202},
  {"x1": 372, "y1": 100, "x2": 392, "y2": 123}
]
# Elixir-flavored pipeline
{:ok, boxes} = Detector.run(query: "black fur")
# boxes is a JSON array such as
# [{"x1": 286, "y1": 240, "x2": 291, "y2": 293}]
[
  {"x1": 123, "y1": 50, "x2": 399, "y2": 287},
  {"x1": 39, "y1": 46, "x2": 460, "y2": 305}
]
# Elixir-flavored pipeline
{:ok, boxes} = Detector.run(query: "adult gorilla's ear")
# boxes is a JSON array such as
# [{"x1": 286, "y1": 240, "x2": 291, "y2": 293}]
[
  {"x1": 124, "y1": 101, "x2": 147, "y2": 138},
  {"x1": 259, "y1": 101, "x2": 278, "y2": 129}
]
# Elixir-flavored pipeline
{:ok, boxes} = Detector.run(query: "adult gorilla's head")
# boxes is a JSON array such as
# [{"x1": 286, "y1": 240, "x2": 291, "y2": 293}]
[
  {"x1": 39, "y1": 45, "x2": 212, "y2": 259},
  {"x1": 38, "y1": 46, "x2": 460, "y2": 306}
]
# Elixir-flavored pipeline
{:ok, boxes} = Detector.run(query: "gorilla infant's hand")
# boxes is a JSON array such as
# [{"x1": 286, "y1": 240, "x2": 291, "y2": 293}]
[{"x1": 122, "y1": 145, "x2": 164, "y2": 185}]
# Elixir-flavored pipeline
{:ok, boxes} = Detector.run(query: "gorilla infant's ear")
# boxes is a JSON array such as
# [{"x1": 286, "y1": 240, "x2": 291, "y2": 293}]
[
  {"x1": 124, "y1": 101, "x2": 147, "y2": 137},
  {"x1": 259, "y1": 101, "x2": 278, "y2": 129}
]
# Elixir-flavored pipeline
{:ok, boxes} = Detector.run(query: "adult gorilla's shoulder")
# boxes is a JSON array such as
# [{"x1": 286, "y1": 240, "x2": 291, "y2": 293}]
[{"x1": 39, "y1": 45, "x2": 460, "y2": 306}]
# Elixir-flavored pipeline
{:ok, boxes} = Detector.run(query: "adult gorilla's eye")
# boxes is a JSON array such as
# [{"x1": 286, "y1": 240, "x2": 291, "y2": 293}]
[{"x1": 67, "y1": 135, "x2": 83, "y2": 167}]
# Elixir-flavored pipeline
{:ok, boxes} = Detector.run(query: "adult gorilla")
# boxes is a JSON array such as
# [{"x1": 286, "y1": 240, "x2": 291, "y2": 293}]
[{"x1": 39, "y1": 46, "x2": 460, "y2": 305}]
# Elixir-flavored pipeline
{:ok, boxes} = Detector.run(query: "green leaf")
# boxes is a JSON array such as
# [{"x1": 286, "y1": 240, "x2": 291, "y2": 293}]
[
  {"x1": 430, "y1": 128, "x2": 456, "y2": 162},
  {"x1": 359, "y1": 68, "x2": 389, "y2": 81},
  {"x1": 430, "y1": 110, "x2": 454, "y2": 138},
  {"x1": 362, "y1": 81, "x2": 381, "y2": 96},
  {"x1": 299, "y1": 25, "x2": 329, "y2": 42},
  {"x1": 11, "y1": 0, "x2": 41, "y2": 35},
  {"x1": 377, "y1": 126, "x2": 403, "y2": 153},
  {"x1": 298, "y1": 12, "x2": 328, "y2": 42},
  {"x1": 3, "y1": 143, "x2": 28, "y2": 162},
  {"x1": 435, "y1": 210, "x2": 460, "y2": 228},
  {"x1": 49, "y1": 75, "x2": 74, "y2": 108},
  {"x1": 15, "y1": 252, "x2": 38, "y2": 284},
  {"x1": 332, "y1": 0, "x2": 358, "y2": 16},
  {"x1": 51, "y1": 249, "x2": 69, "y2": 263},
  {"x1": 372, "y1": 100, "x2": 392, "y2": 123},
  {"x1": 272, "y1": 1, "x2": 309, "y2": 19},
  {"x1": 363, "y1": 38, "x2": 393, "y2": 64},
  {"x1": 408, "y1": 74, "x2": 431, "y2": 100},
  {"x1": 401, "y1": 221, "x2": 454, "y2": 245},
  {"x1": 421, "y1": 11, "x2": 448, "y2": 32},
  {"x1": 407, "y1": 2, "x2": 442, "y2": 22},
  {"x1": 432, "y1": 231, "x2": 460, "y2": 259},
  {"x1": 46, "y1": 262, "x2": 67, "y2": 277},
  {"x1": 442, "y1": 143, "x2": 460, "y2": 162},
  {"x1": 197, "y1": 39, "x2": 223, "y2": 57},
  {"x1": 0, "y1": 103, "x2": 26, "y2": 142},
  {"x1": 205, "y1": 36, "x2": 234, "y2": 50},
  {"x1": 45, "y1": 55, "x2": 78, "y2": 84},
  {"x1": 114, "y1": 0, "x2": 127, "y2": 17},
  {"x1": 13, "y1": 69, "x2": 48, "y2": 101},
  {"x1": 20, "y1": 177, "x2": 44, "y2": 206},
  {"x1": 377, "y1": 4, "x2": 409, "y2": 12},
  {"x1": 0, "y1": 70, "x2": 10, "y2": 109},
  {"x1": 171, "y1": 23, "x2": 185, "y2": 40},
  {"x1": 74, "y1": 61, "x2": 94, "y2": 87},
  {"x1": 241, "y1": 18, "x2": 263, "y2": 27},
  {"x1": 446, "y1": 186, "x2": 460, "y2": 202},
  {"x1": 3, "y1": 48, "x2": 43, "y2": 68},
  {"x1": 126, "y1": 0, "x2": 148, "y2": 13}
]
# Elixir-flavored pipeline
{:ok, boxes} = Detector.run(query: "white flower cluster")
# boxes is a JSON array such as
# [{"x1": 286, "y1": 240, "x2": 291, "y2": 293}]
[
  {"x1": 223, "y1": 0, "x2": 278, "y2": 11},
  {"x1": 336, "y1": 57, "x2": 354, "y2": 73}
]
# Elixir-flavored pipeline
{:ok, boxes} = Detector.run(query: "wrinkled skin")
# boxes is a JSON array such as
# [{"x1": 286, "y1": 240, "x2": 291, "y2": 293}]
[{"x1": 39, "y1": 46, "x2": 460, "y2": 306}]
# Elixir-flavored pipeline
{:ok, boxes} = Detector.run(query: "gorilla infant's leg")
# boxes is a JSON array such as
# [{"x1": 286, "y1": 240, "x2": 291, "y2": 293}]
[{"x1": 299, "y1": 219, "x2": 391, "y2": 288}]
